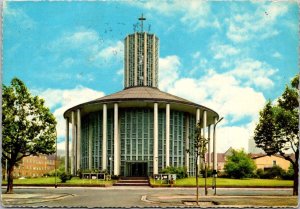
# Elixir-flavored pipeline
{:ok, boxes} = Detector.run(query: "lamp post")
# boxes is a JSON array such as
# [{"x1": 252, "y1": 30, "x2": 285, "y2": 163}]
[
  {"x1": 212, "y1": 117, "x2": 223, "y2": 195},
  {"x1": 55, "y1": 129, "x2": 58, "y2": 188},
  {"x1": 109, "y1": 157, "x2": 112, "y2": 176}
]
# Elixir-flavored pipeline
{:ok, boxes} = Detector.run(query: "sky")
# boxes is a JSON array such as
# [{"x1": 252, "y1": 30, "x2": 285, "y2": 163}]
[{"x1": 3, "y1": 0, "x2": 299, "y2": 154}]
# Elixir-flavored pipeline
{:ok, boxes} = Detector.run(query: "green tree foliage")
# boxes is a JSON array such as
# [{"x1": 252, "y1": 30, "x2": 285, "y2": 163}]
[
  {"x1": 254, "y1": 74, "x2": 299, "y2": 195},
  {"x1": 2, "y1": 78, "x2": 57, "y2": 193},
  {"x1": 59, "y1": 172, "x2": 72, "y2": 183},
  {"x1": 224, "y1": 149, "x2": 256, "y2": 179},
  {"x1": 256, "y1": 165, "x2": 293, "y2": 180},
  {"x1": 161, "y1": 166, "x2": 187, "y2": 179}
]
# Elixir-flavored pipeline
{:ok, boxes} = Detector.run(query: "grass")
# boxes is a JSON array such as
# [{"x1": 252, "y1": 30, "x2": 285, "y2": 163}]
[
  {"x1": 151, "y1": 177, "x2": 293, "y2": 187},
  {"x1": 2, "y1": 177, "x2": 116, "y2": 186}
]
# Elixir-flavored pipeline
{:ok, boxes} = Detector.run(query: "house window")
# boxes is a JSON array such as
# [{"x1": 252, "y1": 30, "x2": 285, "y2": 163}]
[{"x1": 273, "y1": 160, "x2": 276, "y2": 166}]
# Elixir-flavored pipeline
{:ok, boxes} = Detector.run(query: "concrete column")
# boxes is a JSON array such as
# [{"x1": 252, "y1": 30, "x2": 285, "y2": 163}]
[
  {"x1": 208, "y1": 125, "x2": 211, "y2": 169},
  {"x1": 71, "y1": 111, "x2": 75, "y2": 175},
  {"x1": 114, "y1": 103, "x2": 120, "y2": 175},
  {"x1": 134, "y1": 33, "x2": 138, "y2": 86},
  {"x1": 126, "y1": 37, "x2": 129, "y2": 88},
  {"x1": 203, "y1": 110, "x2": 207, "y2": 170},
  {"x1": 185, "y1": 115, "x2": 189, "y2": 174},
  {"x1": 152, "y1": 36, "x2": 156, "y2": 87},
  {"x1": 165, "y1": 103, "x2": 170, "y2": 167},
  {"x1": 77, "y1": 109, "x2": 81, "y2": 172},
  {"x1": 102, "y1": 104, "x2": 107, "y2": 170},
  {"x1": 65, "y1": 117, "x2": 69, "y2": 173},
  {"x1": 153, "y1": 102, "x2": 158, "y2": 174},
  {"x1": 143, "y1": 32, "x2": 147, "y2": 86},
  {"x1": 196, "y1": 108, "x2": 200, "y2": 124},
  {"x1": 196, "y1": 108, "x2": 200, "y2": 173},
  {"x1": 88, "y1": 122, "x2": 92, "y2": 170},
  {"x1": 213, "y1": 117, "x2": 218, "y2": 172}
]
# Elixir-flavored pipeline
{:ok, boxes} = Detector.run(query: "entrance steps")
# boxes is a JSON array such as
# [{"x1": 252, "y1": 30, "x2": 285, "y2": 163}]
[{"x1": 113, "y1": 177, "x2": 149, "y2": 186}]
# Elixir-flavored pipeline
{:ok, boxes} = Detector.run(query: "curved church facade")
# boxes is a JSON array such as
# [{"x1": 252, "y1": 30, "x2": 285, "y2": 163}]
[{"x1": 64, "y1": 17, "x2": 220, "y2": 177}]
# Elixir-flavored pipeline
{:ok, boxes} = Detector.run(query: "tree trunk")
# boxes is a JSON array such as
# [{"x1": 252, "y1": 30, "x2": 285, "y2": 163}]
[
  {"x1": 205, "y1": 162, "x2": 207, "y2": 195},
  {"x1": 6, "y1": 165, "x2": 14, "y2": 194},
  {"x1": 293, "y1": 164, "x2": 298, "y2": 196},
  {"x1": 195, "y1": 156, "x2": 199, "y2": 205}
]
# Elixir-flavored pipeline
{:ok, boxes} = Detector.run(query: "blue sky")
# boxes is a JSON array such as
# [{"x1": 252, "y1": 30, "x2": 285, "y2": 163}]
[{"x1": 3, "y1": 0, "x2": 298, "y2": 153}]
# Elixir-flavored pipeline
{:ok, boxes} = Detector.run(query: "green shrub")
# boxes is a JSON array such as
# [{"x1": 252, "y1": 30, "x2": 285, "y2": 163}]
[
  {"x1": 161, "y1": 166, "x2": 187, "y2": 179},
  {"x1": 59, "y1": 172, "x2": 72, "y2": 183},
  {"x1": 256, "y1": 168, "x2": 264, "y2": 178},
  {"x1": 256, "y1": 166, "x2": 287, "y2": 179},
  {"x1": 200, "y1": 169, "x2": 213, "y2": 177},
  {"x1": 215, "y1": 171, "x2": 227, "y2": 178},
  {"x1": 265, "y1": 166, "x2": 285, "y2": 179},
  {"x1": 282, "y1": 165, "x2": 294, "y2": 180},
  {"x1": 224, "y1": 149, "x2": 256, "y2": 179}
]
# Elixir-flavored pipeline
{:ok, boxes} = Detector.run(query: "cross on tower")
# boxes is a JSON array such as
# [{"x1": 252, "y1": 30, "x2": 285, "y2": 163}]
[{"x1": 138, "y1": 14, "x2": 146, "y2": 32}]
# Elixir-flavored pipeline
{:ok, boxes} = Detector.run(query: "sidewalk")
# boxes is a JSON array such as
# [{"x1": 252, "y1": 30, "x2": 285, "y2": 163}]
[{"x1": 143, "y1": 193, "x2": 298, "y2": 207}]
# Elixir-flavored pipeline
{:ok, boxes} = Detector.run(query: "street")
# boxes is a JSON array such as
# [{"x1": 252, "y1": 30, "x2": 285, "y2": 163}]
[{"x1": 1, "y1": 186, "x2": 296, "y2": 207}]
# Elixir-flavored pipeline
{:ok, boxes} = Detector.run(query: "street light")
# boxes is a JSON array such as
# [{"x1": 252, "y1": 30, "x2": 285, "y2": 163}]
[
  {"x1": 55, "y1": 129, "x2": 58, "y2": 188},
  {"x1": 109, "y1": 156, "x2": 112, "y2": 176},
  {"x1": 212, "y1": 117, "x2": 223, "y2": 195}
]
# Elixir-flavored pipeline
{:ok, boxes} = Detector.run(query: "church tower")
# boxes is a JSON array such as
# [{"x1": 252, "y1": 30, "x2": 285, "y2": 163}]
[{"x1": 124, "y1": 15, "x2": 159, "y2": 88}]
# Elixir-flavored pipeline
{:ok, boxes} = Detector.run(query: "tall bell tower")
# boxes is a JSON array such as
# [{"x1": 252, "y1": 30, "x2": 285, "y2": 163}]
[{"x1": 124, "y1": 15, "x2": 159, "y2": 88}]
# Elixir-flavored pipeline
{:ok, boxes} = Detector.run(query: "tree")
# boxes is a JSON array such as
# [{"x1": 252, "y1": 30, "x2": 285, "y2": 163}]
[
  {"x1": 2, "y1": 78, "x2": 57, "y2": 193},
  {"x1": 254, "y1": 74, "x2": 299, "y2": 195},
  {"x1": 224, "y1": 149, "x2": 256, "y2": 179},
  {"x1": 192, "y1": 121, "x2": 209, "y2": 204}
]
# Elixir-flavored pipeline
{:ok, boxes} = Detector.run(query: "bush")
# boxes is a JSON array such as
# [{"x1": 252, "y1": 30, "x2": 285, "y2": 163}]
[
  {"x1": 256, "y1": 166, "x2": 287, "y2": 179},
  {"x1": 224, "y1": 149, "x2": 256, "y2": 179},
  {"x1": 282, "y1": 165, "x2": 294, "y2": 180},
  {"x1": 265, "y1": 165, "x2": 285, "y2": 179},
  {"x1": 256, "y1": 168, "x2": 264, "y2": 178},
  {"x1": 200, "y1": 169, "x2": 213, "y2": 178},
  {"x1": 216, "y1": 171, "x2": 228, "y2": 178},
  {"x1": 59, "y1": 172, "x2": 72, "y2": 183},
  {"x1": 161, "y1": 166, "x2": 187, "y2": 179}
]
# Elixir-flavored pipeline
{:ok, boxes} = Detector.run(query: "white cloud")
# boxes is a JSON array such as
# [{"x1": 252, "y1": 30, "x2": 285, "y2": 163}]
[
  {"x1": 127, "y1": 0, "x2": 219, "y2": 30},
  {"x1": 226, "y1": 2, "x2": 288, "y2": 42},
  {"x1": 49, "y1": 28, "x2": 100, "y2": 52},
  {"x1": 92, "y1": 41, "x2": 124, "y2": 61},
  {"x1": 159, "y1": 57, "x2": 267, "y2": 124},
  {"x1": 49, "y1": 28, "x2": 123, "y2": 67},
  {"x1": 272, "y1": 52, "x2": 282, "y2": 58},
  {"x1": 199, "y1": 71, "x2": 266, "y2": 123},
  {"x1": 229, "y1": 59, "x2": 278, "y2": 89},
  {"x1": 210, "y1": 42, "x2": 240, "y2": 59},
  {"x1": 158, "y1": 55, "x2": 181, "y2": 90},
  {"x1": 35, "y1": 86, "x2": 105, "y2": 142},
  {"x1": 4, "y1": 5, "x2": 36, "y2": 30},
  {"x1": 216, "y1": 125, "x2": 252, "y2": 153},
  {"x1": 117, "y1": 68, "x2": 124, "y2": 76},
  {"x1": 159, "y1": 63, "x2": 266, "y2": 152}
]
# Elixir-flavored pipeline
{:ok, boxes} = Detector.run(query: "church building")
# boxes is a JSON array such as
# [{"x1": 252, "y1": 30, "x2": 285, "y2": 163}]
[{"x1": 64, "y1": 16, "x2": 220, "y2": 177}]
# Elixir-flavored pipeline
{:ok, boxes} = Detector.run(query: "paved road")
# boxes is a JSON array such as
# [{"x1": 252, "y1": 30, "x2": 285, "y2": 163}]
[{"x1": 1, "y1": 186, "x2": 294, "y2": 207}]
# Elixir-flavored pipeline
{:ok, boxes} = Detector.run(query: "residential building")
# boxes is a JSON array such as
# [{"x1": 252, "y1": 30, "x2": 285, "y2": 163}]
[{"x1": 13, "y1": 154, "x2": 58, "y2": 178}]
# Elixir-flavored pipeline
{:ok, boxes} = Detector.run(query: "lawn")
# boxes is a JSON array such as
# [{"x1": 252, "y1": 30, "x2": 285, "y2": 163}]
[
  {"x1": 151, "y1": 177, "x2": 293, "y2": 187},
  {"x1": 2, "y1": 177, "x2": 116, "y2": 186}
]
